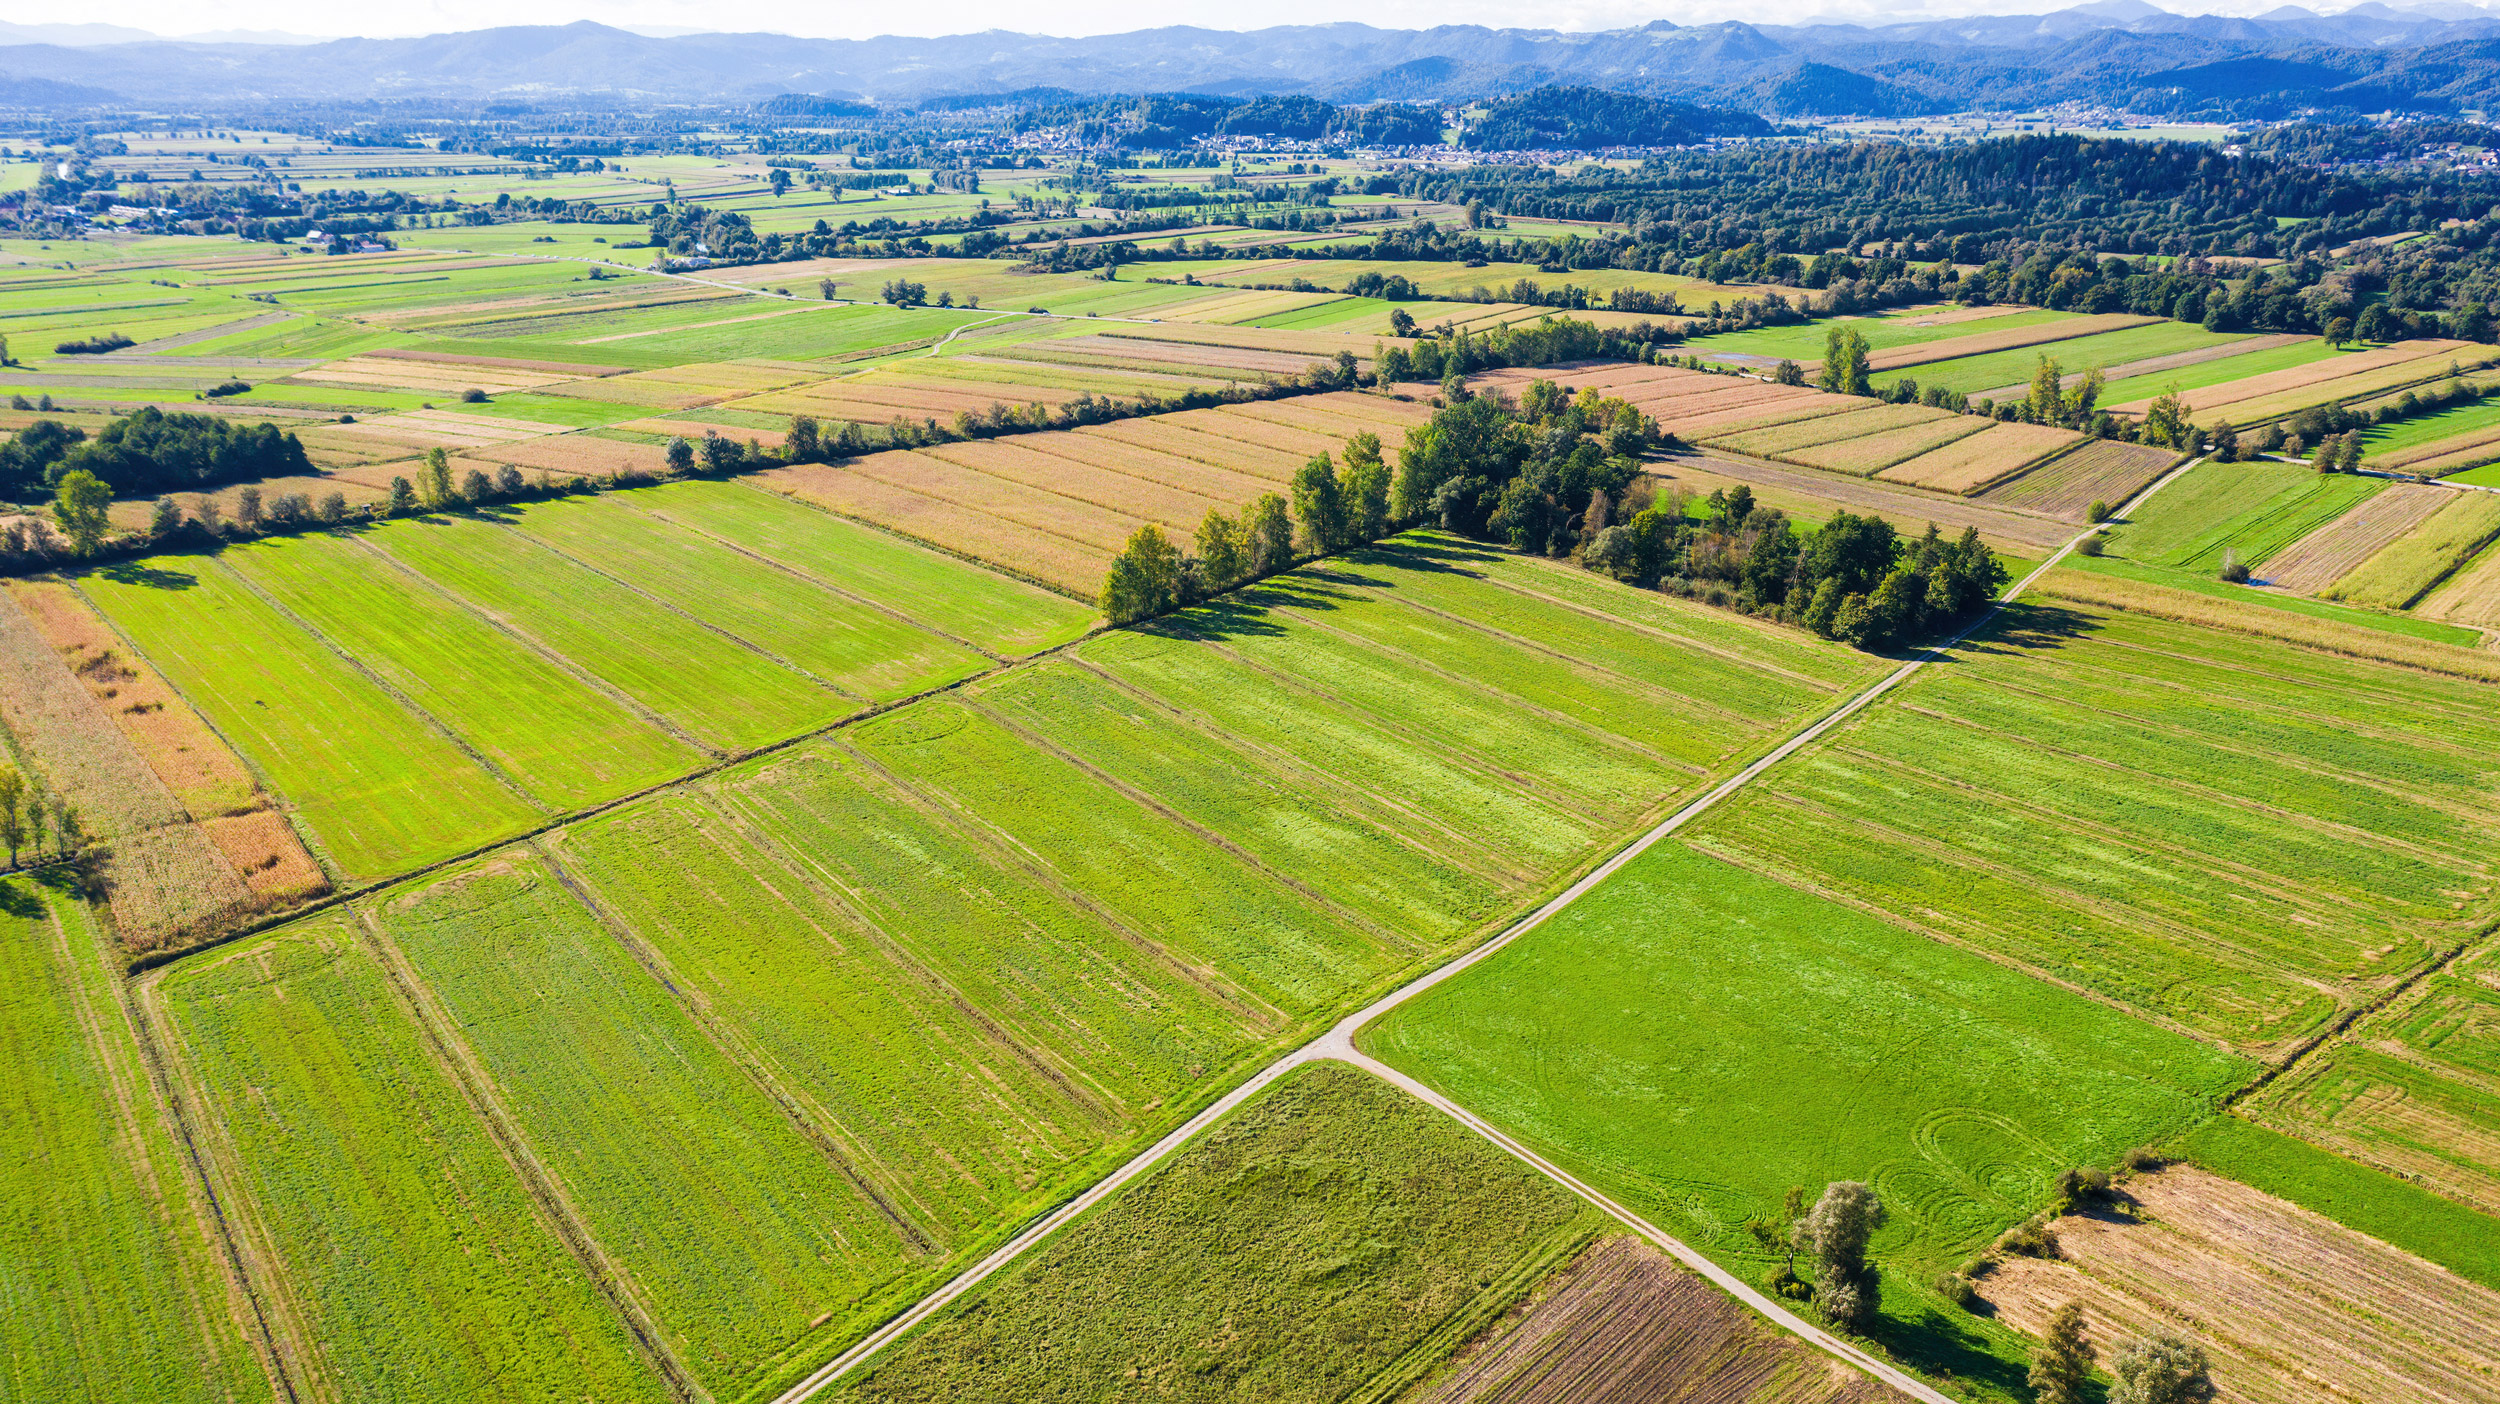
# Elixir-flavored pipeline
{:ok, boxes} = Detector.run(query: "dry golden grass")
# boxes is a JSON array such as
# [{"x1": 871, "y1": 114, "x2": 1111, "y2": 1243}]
[
  {"x1": 98, "y1": 821, "x2": 258, "y2": 954},
  {"x1": 204, "y1": 809, "x2": 330, "y2": 905},
  {"x1": 755, "y1": 460, "x2": 1114, "y2": 598},
  {"x1": 6, "y1": 579, "x2": 264, "y2": 818},
  {"x1": 2418, "y1": 539, "x2": 2500, "y2": 628},
  {"x1": 1981, "y1": 1165, "x2": 2500, "y2": 1404},
  {"x1": 2260, "y1": 483, "x2": 2454, "y2": 595},
  {"x1": 1876, "y1": 421, "x2": 2083, "y2": 494},
  {"x1": 1789, "y1": 415, "x2": 1990, "y2": 477}
]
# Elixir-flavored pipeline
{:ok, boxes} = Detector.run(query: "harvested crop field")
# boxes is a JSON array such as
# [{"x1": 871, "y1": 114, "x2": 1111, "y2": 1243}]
[
  {"x1": 0, "y1": 581, "x2": 186, "y2": 835},
  {"x1": 2112, "y1": 340, "x2": 2484, "y2": 420},
  {"x1": 1980, "y1": 1164, "x2": 2500, "y2": 1404},
  {"x1": 1014, "y1": 334, "x2": 1330, "y2": 377},
  {"x1": 761, "y1": 460, "x2": 1115, "y2": 594},
  {"x1": 2259, "y1": 482, "x2": 2453, "y2": 593},
  {"x1": 469, "y1": 433, "x2": 673, "y2": 478},
  {"x1": 1784, "y1": 414, "x2": 1987, "y2": 476},
  {"x1": 2419, "y1": 539, "x2": 2500, "y2": 627},
  {"x1": 1873, "y1": 420, "x2": 2083, "y2": 494},
  {"x1": 757, "y1": 395, "x2": 1419, "y2": 596},
  {"x1": 1409, "y1": 1235, "x2": 1888, "y2": 1404},
  {"x1": 285, "y1": 354, "x2": 574, "y2": 395},
  {"x1": 5, "y1": 577, "x2": 265, "y2": 820},
  {"x1": 615, "y1": 416, "x2": 789, "y2": 448},
  {"x1": 1978, "y1": 439, "x2": 2181, "y2": 519},
  {"x1": 2324, "y1": 490, "x2": 2500, "y2": 607},
  {"x1": 1712, "y1": 403, "x2": 1952, "y2": 459}
]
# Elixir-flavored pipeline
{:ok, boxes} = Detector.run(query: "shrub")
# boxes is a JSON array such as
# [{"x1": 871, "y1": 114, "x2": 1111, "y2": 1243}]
[
  {"x1": 1995, "y1": 1215, "x2": 2060, "y2": 1259},
  {"x1": 55, "y1": 333, "x2": 134, "y2": 355},
  {"x1": 2218, "y1": 549, "x2": 2250, "y2": 584},
  {"x1": 202, "y1": 379, "x2": 252, "y2": 398},
  {"x1": 2076, "y1": 532, "x2": 2105, "y2": 557},
  {"x1": 2121, "y1": 1144, "x2": 2166, "y2": 1173},
  {"x1": 1930, "y1": 1271, "x2": 1977, "y2": 1308},
  {"x1": 460, "y1": 388, "x2": 488, "y2": 403},
  {"x1": 2056, "y1": 1166, "x2": 2113, "y2": 1206},
  {"x1": 2086, "y1": 498, "x2": 2111, "y2": 523}
]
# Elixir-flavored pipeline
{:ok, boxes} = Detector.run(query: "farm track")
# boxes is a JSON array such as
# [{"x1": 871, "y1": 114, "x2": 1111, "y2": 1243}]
[{"x1": 765, "y1": 461, "x2": 2211, "y2": 1404}]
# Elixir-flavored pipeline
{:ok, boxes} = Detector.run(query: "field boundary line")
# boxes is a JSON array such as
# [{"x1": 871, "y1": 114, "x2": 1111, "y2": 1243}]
[{"x1": 770, "y1": 460, "x2": 2207, "y2": 1404}]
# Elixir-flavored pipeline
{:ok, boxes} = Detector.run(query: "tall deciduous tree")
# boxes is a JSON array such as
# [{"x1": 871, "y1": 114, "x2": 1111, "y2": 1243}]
[
  {"x1": 2029, "y1": 1301, "x2": 2096, "y2": 1404},
  {"x1": 422, "y1": 446, "x2": 453, "y2": 509},
  {"x1": 1194, "y1": 508, "x2": 1248, "y2": 591},
  {"x1": 1341, "y1": 433, "x2": 1390, "y2": 541},
  {"x1": 1292, "y1": 453, "x2": 1350, "y2": 554},
  {"x1": 51, "y1": 469, "x2": 112, "y2": 555},
  {"x1": 0, "y1": 770, "x2": 23, "y2": 866},
  {"x1": 1102, "y1": 526, "x2": 1183, "y2": 624},
  {"x1": 1245, "y1": 493, "x2": 1294, "y2": 576},
  {"x1": 1797, "y1": 1181, "x2": 1886, "y2": 1333}
]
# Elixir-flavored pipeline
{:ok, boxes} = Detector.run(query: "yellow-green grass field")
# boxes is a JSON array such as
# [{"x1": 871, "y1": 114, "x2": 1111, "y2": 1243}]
[
  {"x1": 3, "y1": 876, "x2": 272, "y2": 1402},
  {"x1": 127, "y1": 536, "x2": 1886, "y2": 1402}
]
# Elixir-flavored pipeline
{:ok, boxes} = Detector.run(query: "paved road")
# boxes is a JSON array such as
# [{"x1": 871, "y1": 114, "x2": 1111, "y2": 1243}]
[{"x1": 770, "y1": 457, "x2": 2210, "y2": 1404}]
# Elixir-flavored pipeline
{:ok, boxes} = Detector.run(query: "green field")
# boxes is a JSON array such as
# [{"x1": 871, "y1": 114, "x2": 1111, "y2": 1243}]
[
  {"x1": 117, "y1": 536, "x2": 1892, "y2": 1403},
  {"x1": 1689, "y1": 307, "x2": 2077, "y2": 364},
  {"x1": 1, "y1": 876, "x2": 269, "y2": 1401},
  {"x1": 625, "y1": 480, "x2": 1098, "y2": 654},
  {"x1": 1876, "y1": 320, "x2": 2250, "y2": 397},
  {"x1": 2067, "y1": 552, "x2": 2487, "y2": 645},
  {"x1": 365, "y1": 512, "x2": 846, "y2": 751},
  {"x1": 2359, "y1": 392, "x2": 2500, "y2": 458},
  {"x1": 1678, "y1": 600, "x2": 2496, "y2": 1053},
  {"x1": 150, "y1": 914, "x2": 670, "y2": 1402},
  {"x1": 502, "y1": 495, "x2": 994, "y2": 700},
  {"x1": 374, "y1": 854, "x2": 916, "y2": 1399},
  {"x1": 225, "y1": 531, "x2": 705, "y2": 809},
  {"x1": 833, "y1": 1062, "x2": 1601, "y2": 1404},
  {"x1": 2104, "y1": 458, "x2": 2364, "y2": 571},
  {"x1": 2095, "y1": 339, "x2": 2345, "y2": 406},
  {"x1": 81, "y1": 555, "x2": 543, "y2": 879},
  {"x1": 1366, "y1": 841, "x2": 2251, "y2": 1399}
]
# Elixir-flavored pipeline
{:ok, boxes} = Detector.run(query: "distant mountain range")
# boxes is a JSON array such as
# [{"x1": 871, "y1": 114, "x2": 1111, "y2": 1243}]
[{"x1": 8, "y1": 3, "x2": 2500, "y2": 117}]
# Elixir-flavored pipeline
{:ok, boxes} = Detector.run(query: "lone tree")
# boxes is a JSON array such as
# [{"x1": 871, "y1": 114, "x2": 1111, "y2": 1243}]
[
  {"x1": 51, "y1": 468, "x2": 112, "y2": 556},
  {"x1": 1797, "y1": 1181, "x2": 1886, "y2": 1332},
  {"x1": 2029, "y1": 1301, "x2": 2096, "y2": 1404},
  {"x1": 422, "y1": 446, "x2": 454, "y2": 509},
  {"x1": 2109, "y1": 1329, "x2": 2215, "y2": 1404},
  {"x1": 2325, "y1": 316, "x2": 2355, "y2": 349},
  {"x1": 1102, "y1": 525, "x2": 1183, "y2": 624}
]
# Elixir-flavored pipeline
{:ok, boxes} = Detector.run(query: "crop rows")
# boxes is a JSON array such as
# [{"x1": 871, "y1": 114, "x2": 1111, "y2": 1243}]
[
  {"x1": 1977, "y1": 438, "x2": 2180, "y2": 518},
  {"x1": 76, "y1": 485, "x2": 1091, "y2": 881},
  {"x1": 116, "y1": 537, "x2": 1878, "y2": 1402},
  {"x1": 2259, "y1": 481, "x2": 2443, "y2": 593},
  {"x1": 2325, "y1": 491, "x2": 2500, "y2": 608}
]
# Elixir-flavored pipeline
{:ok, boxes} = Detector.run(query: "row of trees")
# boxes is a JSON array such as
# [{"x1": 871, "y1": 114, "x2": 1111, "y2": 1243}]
[
  {"x1": 0, "y1": 767, "x2": 83, "y2": 870},
  {"x1": 1102, "y1": 435, "x2": 1391, "y2": 621},
  {"x1": 0, "y1": 407, "x2": 315, "y2": 502},
  {"x1": 1102, "y1": 377, "x2": 2004, "y2": 653}
]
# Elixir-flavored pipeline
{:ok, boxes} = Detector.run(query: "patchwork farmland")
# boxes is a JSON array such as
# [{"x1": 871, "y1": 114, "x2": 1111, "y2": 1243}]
[{"x1": 11, "y1": 197, "x2": 2500, "y2": 1404}]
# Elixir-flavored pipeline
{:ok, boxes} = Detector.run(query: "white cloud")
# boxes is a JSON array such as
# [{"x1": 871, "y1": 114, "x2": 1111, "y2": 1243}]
[{"x1": 57, "y1": 0, "x2": 2500, "y2": 42}]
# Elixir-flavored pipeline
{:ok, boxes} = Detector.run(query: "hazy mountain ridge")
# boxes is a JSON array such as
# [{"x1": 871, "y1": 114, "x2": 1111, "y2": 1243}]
[{"x1": 3, "y1": 8, "x2": 2499, "y2": 116}]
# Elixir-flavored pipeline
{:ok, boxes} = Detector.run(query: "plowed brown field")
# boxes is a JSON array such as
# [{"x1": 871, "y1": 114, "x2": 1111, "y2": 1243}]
[
  {"x1": 1981, "y1": 1165, "x2": 2500, "y2": 1404},
  {"x1": 1412, "y1": 1236, "x2": 1891, "y2": 1404}
]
